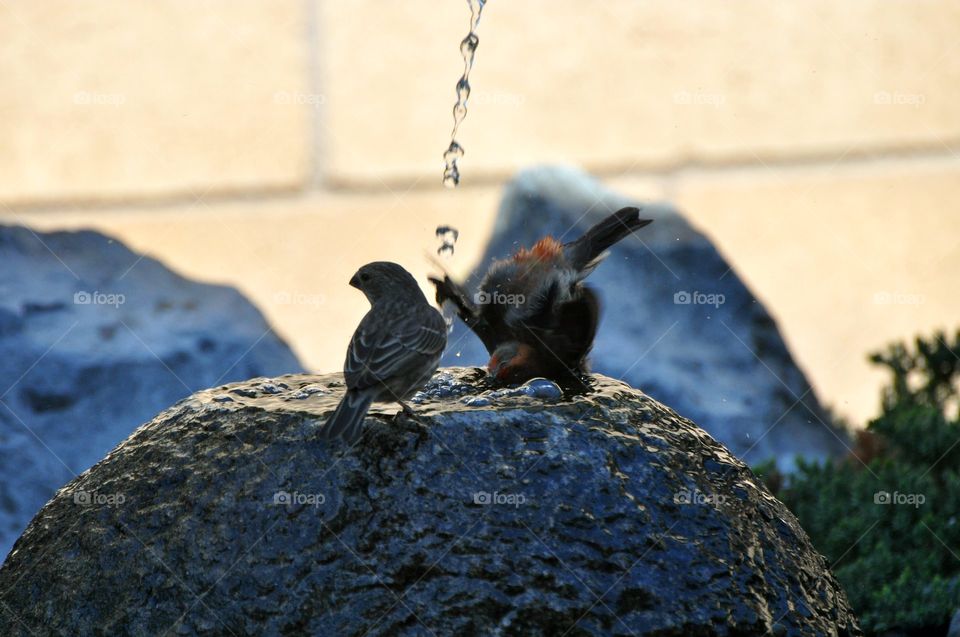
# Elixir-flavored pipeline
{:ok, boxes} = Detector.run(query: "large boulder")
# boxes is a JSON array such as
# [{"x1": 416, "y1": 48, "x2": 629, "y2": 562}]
[
  {"x1": 442, "y1": 166, "x2": 847, "y2": 471},
  {"x1": 0, "y1": 225, "x2": 302, "y2": 558},
  {"x1": 0, "y1": 369, "x2": 860, "y2": 636}
]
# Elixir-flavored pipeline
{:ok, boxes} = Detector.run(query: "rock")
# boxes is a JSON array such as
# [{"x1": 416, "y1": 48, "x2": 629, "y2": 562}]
[
  {"x1": 0, "y1": 369, "x2": 861, "y2": 636},
  {"x1": 0, "y1": 225, "x2": 302, "y2": 559},
  {"x1": 441, "y1": 166, "x2": 847, "y2": 471}
]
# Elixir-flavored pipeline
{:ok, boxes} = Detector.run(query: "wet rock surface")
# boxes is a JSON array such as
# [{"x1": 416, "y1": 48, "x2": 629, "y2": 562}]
[
  {"x1": 0, "y1": 368, "x2": 860, "y2": 636},
  {"x1": 441, "y1": 166, "x2": 847, "y2": 471},
  {"x1": 0, "y1": 225, "x2": 302, "y2": 558}
]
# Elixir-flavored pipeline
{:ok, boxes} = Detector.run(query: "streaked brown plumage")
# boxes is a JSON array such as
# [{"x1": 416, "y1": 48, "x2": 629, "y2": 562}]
[{"x1": 322, "y1": 262, "x2": 446, "y2": 443}]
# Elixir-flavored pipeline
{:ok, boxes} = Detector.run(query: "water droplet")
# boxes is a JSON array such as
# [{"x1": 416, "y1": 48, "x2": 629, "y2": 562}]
[
  {"x1": 443, "y1": 141, "x2": 464, "y2": 162},
  {"x1": 436, "y1": 225, "x2": 460, "y2": 256},
  {"x1": 442, "y1": 164, "x2": 460, "y2": 189},
  {"x1": 460, "y1": 34, "x2": 479, "y2": 58}
]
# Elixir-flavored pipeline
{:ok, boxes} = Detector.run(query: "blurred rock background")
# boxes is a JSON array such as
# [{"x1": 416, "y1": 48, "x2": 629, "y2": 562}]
[
  {"x1": 1, "y1": 0, "x2": 958, "y2": 430},
  {"x1": 0, "y1": 226, "x2": 302, "y2": 557}
]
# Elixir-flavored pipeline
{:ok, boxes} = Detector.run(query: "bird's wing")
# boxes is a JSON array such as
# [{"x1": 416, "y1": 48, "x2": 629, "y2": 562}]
[
  {"x1": 344, "y1": 305, "x2": 446, "y2": 392},
  {"x1": 429, "y1": 273, "x2": 502, "y2": 355}
]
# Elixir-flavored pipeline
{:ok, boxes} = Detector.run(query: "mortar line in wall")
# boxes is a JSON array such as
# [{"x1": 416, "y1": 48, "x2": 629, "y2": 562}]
[
  {"x1": 305, "y1": 0, "x2": 326, "y2": 189},
  {"x1": 0, "y1": 186, "x2": 310, "y2": 217},
  {"x1": 324, "y1": 142, "x2": 960, "y2": 193},
  {"x1": 1, "y1": 142, "x2": 958, "y2": 216}
]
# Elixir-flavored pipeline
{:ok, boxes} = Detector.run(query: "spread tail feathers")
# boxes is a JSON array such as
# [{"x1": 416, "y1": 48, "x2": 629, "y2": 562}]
[
  {"x1": 565, "y1": 206, "x2": 652, "y2": 271},
  {"x1": 321, "y1": 390, "x2": 373, "y2": 443}
]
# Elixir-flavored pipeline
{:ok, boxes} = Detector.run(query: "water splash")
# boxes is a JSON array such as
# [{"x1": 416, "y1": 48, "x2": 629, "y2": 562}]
[{"x1": 442, "y1": 0, "x2": 487, "y2": 188}]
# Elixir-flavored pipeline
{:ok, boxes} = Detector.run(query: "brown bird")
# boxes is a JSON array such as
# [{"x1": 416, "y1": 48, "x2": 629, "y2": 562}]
[
  {"x1": 431, "y1": 207, "x2": 651, "y2": 385},
  {"x1": 322, "y1": 262, "x2": 447, "y2": 443}
]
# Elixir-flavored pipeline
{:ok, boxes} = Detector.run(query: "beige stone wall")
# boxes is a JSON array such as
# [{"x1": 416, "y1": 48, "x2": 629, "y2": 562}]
[
  {"x1": 0, "y1": 1, "x2": 310, "y2": 204},
  {"x1": 2, "y1": 0, "x2": 958, "y2": 427}
]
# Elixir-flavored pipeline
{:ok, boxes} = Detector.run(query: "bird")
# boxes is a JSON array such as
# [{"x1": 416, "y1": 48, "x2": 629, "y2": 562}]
[
  {"x1": 430, "y1": 207, "x2": 651, "y2": 385},
  {"x1": 321, "y1": 261, "x2": 447, "y2": 443}
]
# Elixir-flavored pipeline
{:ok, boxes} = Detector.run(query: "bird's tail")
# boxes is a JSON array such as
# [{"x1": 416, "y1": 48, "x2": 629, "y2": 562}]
[
  {"x1": 321, "y1": 389, "x2": 374, "y2": 443},
  {"x1": 565, "y1": 206, "x2": 652, "y2": 272}
]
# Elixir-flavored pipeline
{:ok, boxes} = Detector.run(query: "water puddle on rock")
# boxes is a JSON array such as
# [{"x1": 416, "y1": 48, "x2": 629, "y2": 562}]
[{"x1": 442, "y1": 0, "x2": 487, "y2": 188}]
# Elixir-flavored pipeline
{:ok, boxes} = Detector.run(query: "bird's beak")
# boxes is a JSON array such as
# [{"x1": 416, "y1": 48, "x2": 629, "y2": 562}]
[{"x1": 349, "y1": 272, "x2": 361, "y2": 289}]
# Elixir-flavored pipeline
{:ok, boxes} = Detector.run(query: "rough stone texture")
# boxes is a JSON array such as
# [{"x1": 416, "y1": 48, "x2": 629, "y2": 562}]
[
  {"x1": 0, "y1": 225, "x2": 302, "y2": 559},
  {"x1": 0, "y1": 369, "x2": 860, "y2": 636},
  {"x1": 0, "y1": 0, "x2": 309, "y2": 205},
  {"x1": 441, "y1": 166, "x2": 847, "y2": 471},
  {"x1": 322, "y1": 0, "x2": 960, "y2": 184}
]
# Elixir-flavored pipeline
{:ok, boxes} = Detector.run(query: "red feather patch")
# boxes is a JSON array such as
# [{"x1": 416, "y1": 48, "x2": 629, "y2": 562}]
[{"x1": 513, "y1": 236, "x2": 562, "y2": 263}]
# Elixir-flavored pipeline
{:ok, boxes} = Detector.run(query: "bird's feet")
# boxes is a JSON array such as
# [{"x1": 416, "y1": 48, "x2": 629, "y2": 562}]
[{"x1": 395, "y1": 400, "x2": 430, "y2": 429}]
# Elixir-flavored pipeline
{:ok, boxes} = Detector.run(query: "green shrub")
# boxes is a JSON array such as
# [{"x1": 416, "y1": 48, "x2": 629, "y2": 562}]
[{"x1": 759, "y1": 330, "x2": 960, "y2": 634}]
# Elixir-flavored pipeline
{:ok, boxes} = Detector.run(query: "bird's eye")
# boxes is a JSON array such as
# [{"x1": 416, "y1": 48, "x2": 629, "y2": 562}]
[{"x1": 359, "y1": 273, "x2": 370, "y2": 282}]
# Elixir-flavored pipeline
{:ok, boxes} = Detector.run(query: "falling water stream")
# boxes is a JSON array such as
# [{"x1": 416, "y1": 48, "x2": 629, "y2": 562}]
[{"x1": 442, "y1": 0, "x2": 487, "y2": 188}]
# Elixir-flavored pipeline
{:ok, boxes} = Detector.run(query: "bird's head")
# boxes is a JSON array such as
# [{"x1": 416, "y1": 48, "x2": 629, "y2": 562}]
[
  {"x1": 488, "y1": 341, "x2": 540, "y2": 384},
  {"x1": 350, "y1": 261, "x2": 423, "y2": 305}
]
